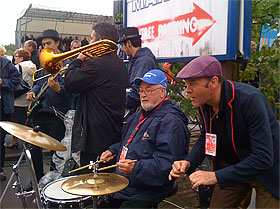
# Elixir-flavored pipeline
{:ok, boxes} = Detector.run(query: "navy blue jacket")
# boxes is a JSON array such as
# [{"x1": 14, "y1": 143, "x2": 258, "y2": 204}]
[
  {"x1": 186, "y1": 80, "x2": 279, "y2": 198},
  {"x1": 0, "y1": 57, "x2": 20, "y2": 114},
  {"x1": 109, "y1": 99, "x2": 190, "y2": 202},
  {"x1": 126, "y1": 47, "x2": 157, "y2": 109},
  {"x1": 31, "y1": 70, "x2": 72, "y2": 115}
]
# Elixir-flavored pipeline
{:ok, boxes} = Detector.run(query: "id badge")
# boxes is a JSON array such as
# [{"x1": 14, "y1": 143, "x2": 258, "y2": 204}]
[
  {"x1": 205, "y1": 133, "x2": 217, "y2": 156},
  {"x1": 119, "y1": 146, "x2": 128, "y2": 161}
]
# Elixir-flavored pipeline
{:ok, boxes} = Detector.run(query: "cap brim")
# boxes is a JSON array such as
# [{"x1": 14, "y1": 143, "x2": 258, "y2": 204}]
[
  {"x1": 118, "y1": 35, "x2": 141, "y2": 43},
  {"x1": 134, "y1": 77, "x2": 160, "y2": 86},
  {"x1": 134, "y1": 77, "x2": 144, "y2": 86},
  {"x1": 176, "y1": 73, "x2": 192, "y2": 80},
  {"x1": 37, "y1": 36, "x2": 60, "y2": 42}
]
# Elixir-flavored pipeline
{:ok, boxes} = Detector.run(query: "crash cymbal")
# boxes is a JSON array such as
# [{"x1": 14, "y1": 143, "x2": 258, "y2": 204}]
[
  {"x1": 61, "y1": 173, "x2": 129, "y2": 196},
  {"x1": 0, "y1": 121, "x2": 66, "y2": 151}
]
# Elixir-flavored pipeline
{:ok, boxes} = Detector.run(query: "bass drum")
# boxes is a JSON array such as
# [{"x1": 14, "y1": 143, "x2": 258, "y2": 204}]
[{"x1": 42, "y1": 177, "x2": 92, "y2": 208}]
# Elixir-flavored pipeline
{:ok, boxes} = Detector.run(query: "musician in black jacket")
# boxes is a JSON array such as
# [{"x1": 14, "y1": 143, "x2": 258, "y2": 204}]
[
  {"x1": 26, "y1": 29, "x2": 72, "y2": 188},
  {"x1": 64, "y1": 23, "x2": 128, "y2": 171}
]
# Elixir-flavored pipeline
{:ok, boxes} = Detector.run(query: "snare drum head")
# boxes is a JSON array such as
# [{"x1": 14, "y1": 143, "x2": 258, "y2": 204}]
[{"x1": 43, "y1": 177, "x2": 83, "y2": 201}]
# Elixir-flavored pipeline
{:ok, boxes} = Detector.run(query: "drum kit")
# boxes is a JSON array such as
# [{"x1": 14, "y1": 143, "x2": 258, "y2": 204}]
[{"x1": 0, "y1": 121, "x2": 129, "y2": 209}]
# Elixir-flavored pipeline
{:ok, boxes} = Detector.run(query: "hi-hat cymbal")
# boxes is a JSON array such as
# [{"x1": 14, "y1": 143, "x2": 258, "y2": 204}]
[
  {"x1": 61, "y1": 173, "x2": 129, "y2": 196},
  {"x1": 0, "y1": 121, "x2": 66, "y2": 151}
]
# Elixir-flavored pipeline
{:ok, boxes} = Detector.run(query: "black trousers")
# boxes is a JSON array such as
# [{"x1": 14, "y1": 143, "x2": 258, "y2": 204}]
[
  {"x1": 13, "y1": 106, "x2": 31, "y2": 126},
  {"x1": 30, "y1": 112, "x2": 65, "y2": 181},
  {"x1": 0, "y1": 102, "x2": 12, "y2": 172}
]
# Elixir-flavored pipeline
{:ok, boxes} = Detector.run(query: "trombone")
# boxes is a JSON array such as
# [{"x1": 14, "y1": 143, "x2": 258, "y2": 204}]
[{"x1": 32, "y1": 39, "x2": 118, "y2": 82}]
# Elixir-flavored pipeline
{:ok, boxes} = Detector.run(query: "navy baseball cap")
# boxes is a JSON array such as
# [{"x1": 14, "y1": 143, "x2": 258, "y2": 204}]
[
  {"x1": 177, "y1": 56, "x2": 222, "y2": 79},
  {"x1": 135, "y1": 69, "x2": 167, "y2": 88},
  {"x1": 118, "y1": 27, "x2": 141, "y2": 43}
]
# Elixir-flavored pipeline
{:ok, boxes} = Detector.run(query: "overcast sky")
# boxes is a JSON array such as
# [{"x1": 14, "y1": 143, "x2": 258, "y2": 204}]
[{"x1": 0, "y1": 0, "x2": 114, "y2": 45}]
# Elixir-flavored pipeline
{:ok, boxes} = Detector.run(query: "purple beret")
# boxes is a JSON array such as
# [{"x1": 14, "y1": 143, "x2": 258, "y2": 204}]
[{"x1": 176, "y1": 56, "x2": 222, "y2": 79}]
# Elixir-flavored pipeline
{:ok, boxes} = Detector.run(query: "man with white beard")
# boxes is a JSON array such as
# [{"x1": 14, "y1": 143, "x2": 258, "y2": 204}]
[{"x1": 100, "y1": 69, "x2": 190, "y2": 209}]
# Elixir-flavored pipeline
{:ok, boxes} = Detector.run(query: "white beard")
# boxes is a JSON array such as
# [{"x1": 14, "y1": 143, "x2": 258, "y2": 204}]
[{"x1": 141, "y1": 101, "x2": 157, "y2": 111}]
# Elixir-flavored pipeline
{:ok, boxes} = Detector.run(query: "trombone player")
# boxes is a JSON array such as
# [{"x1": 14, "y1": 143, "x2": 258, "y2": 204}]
[
  {"x1": 64, "y1": 23, "x2": 128, "y2": 172},
  {"x1": 25, "y1": 29, "x2": 72, "y2": 191}
]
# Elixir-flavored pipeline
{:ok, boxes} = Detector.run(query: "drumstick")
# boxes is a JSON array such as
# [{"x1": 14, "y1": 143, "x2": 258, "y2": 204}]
[
  {"x1": 68, "y1": 155, "x2": 116, "y2": 174},
  {"x1": 98, "y1": 159, "x2": 138, "y2": 172}
]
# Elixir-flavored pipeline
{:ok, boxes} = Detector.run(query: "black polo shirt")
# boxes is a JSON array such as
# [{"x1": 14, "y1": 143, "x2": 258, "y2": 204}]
[{"x1": 210, "y1": 82, "x2": 240, "y2": 169}]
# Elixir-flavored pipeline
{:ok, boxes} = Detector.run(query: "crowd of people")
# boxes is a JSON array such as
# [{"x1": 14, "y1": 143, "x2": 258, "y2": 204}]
[
  {"x1": 21, "y1": 34, "x2": 90, "y2": 53},
  {"x1": 0, "y1": 22, "x2": 279, "y2": 209}
]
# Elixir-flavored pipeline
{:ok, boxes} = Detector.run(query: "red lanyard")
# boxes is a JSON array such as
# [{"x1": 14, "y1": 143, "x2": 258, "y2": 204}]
[
  {"x1": 209, "y1": 106, "x2": 219, "y2": 134},
  {"x1": 125, "y1": 97, "x2": 169, "y2": 146}
]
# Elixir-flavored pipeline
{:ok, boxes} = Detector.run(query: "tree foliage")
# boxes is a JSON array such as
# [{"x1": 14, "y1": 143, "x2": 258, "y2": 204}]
[
  {"x1": 161, "y1": 62, "x2": 201, "y2": 132},
  {"x1": 240, "y1": 0, "x2": 280, "y2": 119},
  {"x1": 3, "y1": 44, "x2": 16, "y2": 56}
]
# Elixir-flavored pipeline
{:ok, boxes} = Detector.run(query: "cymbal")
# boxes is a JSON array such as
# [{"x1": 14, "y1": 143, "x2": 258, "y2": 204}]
[
  {"x1": 0, "y1": 121, "x2": 66, "y2": 151},
  {"x1": 61, "y1": 173, "x2": 129, "y2": 196}
]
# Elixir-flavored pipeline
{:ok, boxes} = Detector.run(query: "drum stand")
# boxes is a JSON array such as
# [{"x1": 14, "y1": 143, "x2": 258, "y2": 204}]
[
  {"x1": 92, "y1": 196, "x2": 98, "y2": 209},
  {"x1": 0, "y1": 143, "x2": 43, "y2": 209}
]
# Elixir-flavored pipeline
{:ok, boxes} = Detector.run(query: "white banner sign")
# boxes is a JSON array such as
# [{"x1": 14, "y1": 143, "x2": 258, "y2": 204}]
[{"x1": 126, "y1": 0, "x2": 229, "y2": 59}]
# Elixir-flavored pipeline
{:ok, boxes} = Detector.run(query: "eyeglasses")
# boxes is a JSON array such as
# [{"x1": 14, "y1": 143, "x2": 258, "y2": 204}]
[{"x1": 137, "y1": 87, "x2": 162, "y2": 95}]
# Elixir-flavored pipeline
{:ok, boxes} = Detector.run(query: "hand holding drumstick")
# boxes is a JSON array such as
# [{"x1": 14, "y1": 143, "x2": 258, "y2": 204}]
[
  {"x1": 100, "y1": 150, "x2": 137, "y2": 175},
  {"x1": 69, "y1": 151, "x2": 137, "y2": 174}
]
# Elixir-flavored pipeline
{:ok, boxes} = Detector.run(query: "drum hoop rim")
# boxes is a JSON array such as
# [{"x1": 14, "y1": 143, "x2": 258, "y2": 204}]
[{"x1": 42, "y1": 176, "x2": 90, "y2": 201}]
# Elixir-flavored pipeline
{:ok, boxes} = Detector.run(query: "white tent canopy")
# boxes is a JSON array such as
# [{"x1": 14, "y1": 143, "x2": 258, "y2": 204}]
[{"x1": 16, "y1": 3, "x2": 113, "y2": 48}]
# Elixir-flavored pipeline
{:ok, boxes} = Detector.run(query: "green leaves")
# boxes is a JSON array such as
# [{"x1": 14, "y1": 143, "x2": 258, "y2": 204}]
[
  {"x1": 3, "y1": 44, "x2": 16, "y2": 56},
  {"x1": 240, "y1": 0, "x2": 280, "y2": 120},
  {"x1": 161, "y1": 62, "x2": 201, "y2": 130}
]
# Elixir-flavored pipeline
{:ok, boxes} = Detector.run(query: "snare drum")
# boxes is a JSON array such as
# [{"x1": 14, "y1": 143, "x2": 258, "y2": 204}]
[{"x1": 42, "y1": 177, "x2": 92, "y2": 208}]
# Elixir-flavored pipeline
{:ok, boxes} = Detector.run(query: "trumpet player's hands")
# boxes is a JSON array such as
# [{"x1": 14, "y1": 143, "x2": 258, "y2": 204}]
[
  {"x1": 26, "y1": 92, "x2": 36, "y2": 101},
  {"x1": 77, "y1": 52, "x2": 90, "y2": 62},
  {"x1": 169, "y1": 160, "x2": 191, "y2": 181},
  {"x1": 100, "y1": 150, "x2": 113, "y2": 163},
  {"x1": 117, "y1": 159, "x2": 135, "y2": 175},
  {"x1": 189, "y1": 171, "x2": 217, "y2": 190},
  {"x1": 48, "y1": 76, "x2": 61, "y2": 93}
]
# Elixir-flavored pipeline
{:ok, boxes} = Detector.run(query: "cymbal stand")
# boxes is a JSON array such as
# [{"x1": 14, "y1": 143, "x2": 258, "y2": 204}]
[
  {"x1": 92, "y1": 196, "x2": 98, "y2": 209},
  {"x1": 89, "y1": 157, "x2": 99, "y2": 178},
  {"x1": 23, "y1": 143, "x2": 43, "y2": 208},
  {"x1": 0, "y1": 143, "x2": 43, "y2": 209},
  {"x1": 87, "y1": 158, "x2": 99, "y2": 209},
  {"x1": 0, "y1": 151, "x2": 28, "y2": 207}
]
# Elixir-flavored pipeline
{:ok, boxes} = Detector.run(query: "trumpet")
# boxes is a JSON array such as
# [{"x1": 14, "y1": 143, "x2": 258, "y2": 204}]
[{"x1": 32, "y1": 39, "x2": 118, "y2": 82}]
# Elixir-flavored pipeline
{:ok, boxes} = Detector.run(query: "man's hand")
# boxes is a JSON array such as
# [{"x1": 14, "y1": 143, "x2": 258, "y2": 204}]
[
  {"x1": 0, "y1": 78, "x2": 2, "y2": 85},
  {"x1": 26, "y1": 92, "x2": 36, "y2": 101},
  {"x1": 169, "y1": 160, "x2": 191, "y2": 181},
  {"x1": 100, "y1": 150, "x2": 114, "y2": 163},
  {"x1": 48, "y1": 76, "x2": 61, "y2": 93},
  {"x1": 117, "y1": 159, "x2": 135, "y2": 175},
  {"x1": 189, "y1": 171, "x2": 217, "y2": 189},
  {"x1": 77, "y1": 52, "x2": 90, "y2": 62}
]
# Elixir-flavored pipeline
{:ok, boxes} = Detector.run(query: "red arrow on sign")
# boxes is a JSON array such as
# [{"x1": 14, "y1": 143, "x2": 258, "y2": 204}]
[{"x1": 137, "y1": 3, "x2": 216, "y2": 46}]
